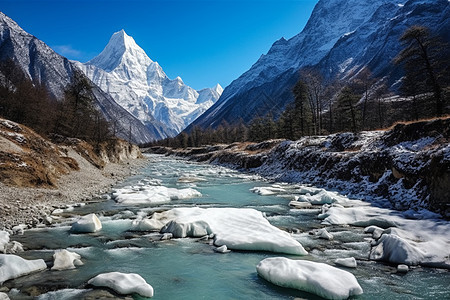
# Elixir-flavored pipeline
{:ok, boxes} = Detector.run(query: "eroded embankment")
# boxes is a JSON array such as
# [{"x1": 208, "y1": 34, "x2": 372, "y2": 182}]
[
  {"x1": 146, "y1": 118, "x2": 450, "y2": 218},
  {"x1": 0, "y1": 118, "x2": 146, "y2": 229}
]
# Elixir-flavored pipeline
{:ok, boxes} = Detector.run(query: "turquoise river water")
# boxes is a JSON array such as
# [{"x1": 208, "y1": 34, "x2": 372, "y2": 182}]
[{"x1": 8, "y1": 154, "x2": 450, "y2": 299}]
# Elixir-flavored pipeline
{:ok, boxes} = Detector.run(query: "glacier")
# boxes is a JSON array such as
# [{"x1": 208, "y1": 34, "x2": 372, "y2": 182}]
[{"x1": 75, "y1": 30, "x2": 222, "y2": 137}]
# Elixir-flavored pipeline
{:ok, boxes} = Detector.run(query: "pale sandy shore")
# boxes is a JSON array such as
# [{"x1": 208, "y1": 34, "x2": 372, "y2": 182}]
[{"x1": 0, "y1": 150, "x2": 149, "y2": 230}]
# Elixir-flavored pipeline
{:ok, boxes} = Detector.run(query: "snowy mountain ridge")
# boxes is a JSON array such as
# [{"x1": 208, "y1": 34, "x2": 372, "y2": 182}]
[
  {"x1": 190, "y1": 0, "x2": 449, "y2": 129},
  {"x1": 76, "y1": 30, "x2": 222, "y2": 137},
  {"x1": 201, "y1": 0, "x2": 391, "y2": 125}
]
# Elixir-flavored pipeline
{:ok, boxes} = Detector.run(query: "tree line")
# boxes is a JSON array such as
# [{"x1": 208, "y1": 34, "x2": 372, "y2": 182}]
[
  {"x1": 0, "y1": 59, "x2": 111, "y2": 147},
  {"x1": 150, "y1": 25, "x2": 449, "y2": 148}
]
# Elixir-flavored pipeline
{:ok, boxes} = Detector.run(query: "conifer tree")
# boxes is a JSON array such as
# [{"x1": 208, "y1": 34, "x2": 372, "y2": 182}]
[
  {"x1": 334, "y1": 86, "x2": 360, "y2": 132},
  {"x1": 394, "y1": 25, "x2": 449, "y2": 116}
]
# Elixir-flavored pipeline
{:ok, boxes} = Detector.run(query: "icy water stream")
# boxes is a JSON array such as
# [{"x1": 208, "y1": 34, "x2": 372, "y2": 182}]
[{"x1": 8, "y1": 154, "x2": 450, "y2": 299}]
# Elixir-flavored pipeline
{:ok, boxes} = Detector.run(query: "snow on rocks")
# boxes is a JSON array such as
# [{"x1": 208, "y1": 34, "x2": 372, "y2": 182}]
[
  {"x1": 0, "y1": 231, "x2": 9, "y2": 252},
  {"x1": 318, "y1": 202, "x2": 450, "y2": 267},
  {"x1": 289, "y1": 201, "x2": 312, "y2": 209},
  {"x1": 0, "y1": 254, "x2": 47, "y2": 284},
  {"x1": 12, "y1": 224, "x2": 27, "y2": 235},
  {"x1": 319, "y1": 205, "x2": 398, "y2": 228},
  {"x1": 256, "y1": 257, "x2": 363, "y2": 299},
  {"x1": 364, "y1": 225, "x2": 384, "y2": 239},
  {"x1": 88, "y1": 272, "x2": 153, "y2": 298},
  {"x1": 51, "y1": 249, "x2": 83, "y2": 271},
  {"x1": 0, "y1": 231, "x2": 23, "y2": 254},
  {"x1": 152, "y1": 207, "x2": 307, "y2": 255},
  {"x1": 0, "y1": 292, "x2": 8, "y2": 299},
  {"x1": 334, "y1": 257, "x2": 357, "y2": 268},
  {"x1": 160, "y1": 233, "x2": 173, "y2": 240},
  {"x1": 214, "y1": 245, "x2": 231, "y2": 253},
  {"x1": 317, "y1": 228, "x2": 333, "y2": 240},
  {"x1": 112, "y1": 184, "x2": 201, "y2": 205},
  {"x1": 131, "y1": 218, "x2": 165, "y2": 232},
  {"x1": 34, "y1": 289, "x2": 90, "y2": 300},
  {"x1": 71, "y1": 214, "x2": 102, "y2": 233},
  {"x1": 397, "y1": 264, "x2": 409, "y2": 273},
  {"x1": 3, "y1": 241, "x2": 23, "y2": 254},
  {"x1": 297, "y1": 190, "x2": 356, "y2": 206},
  {"x1": 369, "y1": 234, "x2": 425, "y2": 265}
]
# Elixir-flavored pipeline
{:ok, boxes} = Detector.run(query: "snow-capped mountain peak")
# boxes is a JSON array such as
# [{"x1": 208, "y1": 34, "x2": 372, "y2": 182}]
[
  {"x1": 77, "y1": 30, "x2": 222, "y2": 136},
  {"x1": 0, "y1": 12, "x2": 164, "y2": 143},
  {"x1": 214, "y1": 83, "x2": 224, "y2": 94},
  {"x1": 87, "y1": 29, "x2": 152, "y2": 73}
]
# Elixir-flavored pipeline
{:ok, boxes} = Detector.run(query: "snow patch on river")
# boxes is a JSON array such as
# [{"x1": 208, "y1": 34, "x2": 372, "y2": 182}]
[
  {"x1": 111, "y1": 179, "x2": 201, "y2": 205},
  {"x1": 149, "y1": 207, "x2": 308, "y2": 255}
]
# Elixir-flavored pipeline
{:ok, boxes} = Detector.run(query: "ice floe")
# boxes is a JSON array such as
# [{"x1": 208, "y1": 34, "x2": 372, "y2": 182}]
[
  {"x1": 256, "y1": 257, "x2": 363, "y2": 299},
  {"x1": 88, "y1": 272, "x2": 154, "y2": 297},
  {"x1": 52, "y1": 249, "x2": 83, "y2": 271},
  {"x1": 71, "y1": 213, "x2": 102, "y2": 233},
  {"x1": 0, "y1": 254, "x2": 47, "y2": 284},
  {"x1": 150, "y1": 207, "x2": 307, "y2": 255},
  {"x1": 112, "y1": 184, "x2": 201, "y2": 205},
  {"x1": 250, "y1": 186, "x2": 286, "y2": 196}
]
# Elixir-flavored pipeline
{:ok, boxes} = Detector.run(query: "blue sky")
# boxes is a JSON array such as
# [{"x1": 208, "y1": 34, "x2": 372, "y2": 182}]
[{"x1": 1, "y1": 0, "x2": 318, "y2": 90}]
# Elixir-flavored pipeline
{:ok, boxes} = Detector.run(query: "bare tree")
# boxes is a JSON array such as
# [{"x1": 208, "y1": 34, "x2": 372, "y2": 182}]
[
  {"x1": 352, "y1": 67, "x2": 377, "y2": 130},
  {"x1": 300, "y1": 68, "x2": 325, "y2": 135}
]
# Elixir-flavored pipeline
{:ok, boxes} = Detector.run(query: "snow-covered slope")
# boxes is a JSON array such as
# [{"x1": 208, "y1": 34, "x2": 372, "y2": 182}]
[
  {"x1": 0, "y1": 12, "x2": 161, "y2": 144},
  {"x1": 76, "y1": 30, "x2": 222, "y2": 137},
  {"x1": 191, "y1": 0, "x2": 449, "y2": 129}
]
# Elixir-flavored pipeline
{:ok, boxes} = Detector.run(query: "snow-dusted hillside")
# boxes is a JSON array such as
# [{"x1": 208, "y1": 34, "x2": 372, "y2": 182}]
[
  {"x1": 75, "y1": 30, "x2": 222, "y2": 137},
  {"x1": 151, "y1": 118, "x2": 450, "y2": 218},
  {"x1": 0, "y1": 12, "x2": 160, "y2": 144},
  {"x1": 191, "y1": 0, "x2": 449, "y2": 129}
]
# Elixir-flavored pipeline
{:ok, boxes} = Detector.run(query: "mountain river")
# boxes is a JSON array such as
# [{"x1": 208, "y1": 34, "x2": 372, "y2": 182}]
[{"x1": 7, "y1": 154, "x2": 450, "y2": 299}]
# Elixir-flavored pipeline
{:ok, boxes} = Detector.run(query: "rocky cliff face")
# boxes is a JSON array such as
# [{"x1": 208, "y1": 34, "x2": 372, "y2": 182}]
[
  {"x1": 151, "y1": 118, "x2": 450, "y2": 218},
  {"x1": 190, "y1": 0, "x2": 449, "y2": 129},
  {"x1": 0, "y1": 12, "x2": 160, "y2": 144}
]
